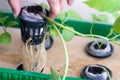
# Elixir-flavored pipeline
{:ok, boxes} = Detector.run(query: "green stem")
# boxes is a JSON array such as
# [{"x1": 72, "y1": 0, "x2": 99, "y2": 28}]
[
  {"x1": 111, "y1": 40, "x2": 120, "y2": 45},
  {"x1": 82, "y1": 34, "x2": 109, "y2": 40},
  {"x1": 106, "y1": 29, "x2": 113, "y2": 38},
  {"x1": 103, "y1": 69, "x2": 112, "y2": 80},
  {"x1": 53, "y1": 24, "x2": 69, "y2": 80},
  {"x1": 110, "y1": 34, "x2": 120, "y2": 40},
  {"x1": 95, "y1": 40, "x2": 102, "y2": 49},
  {"x1": 90, "y1": 20, "x2": 94, "y2": 38},
  {"x1": 46, "y1": 14, "x2": 120, "y2": 47},
  {"x1": 41, "y1": 14, "x2": 109, "y2": 40},
  {"x1": 90, "y1": 20, "x2": 103, "y2": 48},
  {"x1": 40, "y1": 13, "x2": 120, "y2": 46},
  {"x1": 4, "y1": 28, "x2": 7, "y2": 33},
  {"x1": 2, "y1": 24, "x2": 7, "y2": 32},
  {"x1": 61, "y1": 12, "x2": 68, "y2": 25}
]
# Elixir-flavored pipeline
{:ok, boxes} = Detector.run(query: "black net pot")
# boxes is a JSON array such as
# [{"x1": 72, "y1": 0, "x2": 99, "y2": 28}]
[
  {"x1": 85, "y1": 39, "x2": 114, "y2": 58},
  {"x1": 81, "y1": 64, "x2": 112, "y2": 80},
  {"x1": 18, "y1": 5, "x2": 48, "y2": 72},
  {"x1": 19, "y1": 5, "x2": 48, "y2": 45},
  {"x1": 45, "y1": 36, "x2": 54, "y2": 50}
]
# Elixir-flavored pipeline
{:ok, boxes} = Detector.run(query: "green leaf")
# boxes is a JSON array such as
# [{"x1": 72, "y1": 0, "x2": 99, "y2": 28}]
[
  {"x1": 84, "y1": 0, "x2": 120, "y2": 13},
  {"x1": 0, "y1": 32, "x2": 11, "y2": 45},
  {"x1": 112, "y1": 12, "x2": 120, "y2": 19},
  {"x1": 91, "y1": 14, "x2": 109, "y2": 22},
  {"x1": 40, "y1": 3, "x2": 50, "y2": 10},
  {"x1": 5, "y1": 21, "x2": 18, "y2": 28},
  {"x1": 57, "y1": 12, "x2": 67, "y2": 21},
  {"x1": 57, "y1": 9, "x2": 82, "y2": 21},
  {"x1": 113, "y1": 16, "x2": 120, "y2": 34},
  {"x1": 62, "y1": 27, "x2": 75, "y2": 41},
  {"x1": 97, "y1": 14, "x2": 109, "y2": 22},
  {"x1": 50, "y1": 67, "x2": 61, "y2": 80},
  {"x1": 91, "y1": 14, "x2": 98, "y2": 20},
  {"x1": 50, "y1": 29, "x2": 58, "y2": 38},
  {"x1": 67, "y1": 9, "x2": 82, "y2": 20},
  {"x1": 0, "y1": 16, "x2": 9, "y2": 25}
]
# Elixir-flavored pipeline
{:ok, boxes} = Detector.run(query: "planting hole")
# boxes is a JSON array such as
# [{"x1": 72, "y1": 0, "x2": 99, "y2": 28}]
[
  {"x1": 94, "y1": 42, "x2": 106, "y2": 49},
  {"x1": 27, "y1": 5, "x2": 42, "y2": 14},
  {"x1": 88, "y1": 66, "x2": 104, "y2": 74}
]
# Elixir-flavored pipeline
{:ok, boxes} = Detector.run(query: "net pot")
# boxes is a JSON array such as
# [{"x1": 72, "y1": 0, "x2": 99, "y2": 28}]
[
  {"x1": 81, "y1": 64, "x2": 112, "y2": 80},
  {"x1": 85, "y1": 39, "x2": 114, "y2": 58}
]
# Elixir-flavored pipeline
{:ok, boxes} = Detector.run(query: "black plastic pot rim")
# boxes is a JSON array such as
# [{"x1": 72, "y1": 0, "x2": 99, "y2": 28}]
[
  {"x1": 85, "y1": 40, "x2": 114, "y2": 58},
  {"x1": 45, "y1": 36, "x2": 54, "y2": 50}
]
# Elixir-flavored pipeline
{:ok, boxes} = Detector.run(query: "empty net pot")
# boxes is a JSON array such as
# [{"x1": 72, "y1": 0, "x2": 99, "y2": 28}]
[
  {"x1": 85, "y1": 39, "x2": 114, "y2": 58},
  {"x1": 81, "y1": 64, "x2": 112, "y2": 80}
]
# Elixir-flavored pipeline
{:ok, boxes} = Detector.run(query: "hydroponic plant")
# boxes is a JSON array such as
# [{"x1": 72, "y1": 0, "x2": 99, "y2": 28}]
[{"x1": 1, "y1": 0, "x2": 120, "y2": 80}]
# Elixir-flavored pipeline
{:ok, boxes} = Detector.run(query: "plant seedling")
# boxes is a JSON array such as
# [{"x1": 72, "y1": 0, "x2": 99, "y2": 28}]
[{"x1": 0, "y1": 11, "x2": 18, "y2": 45}]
